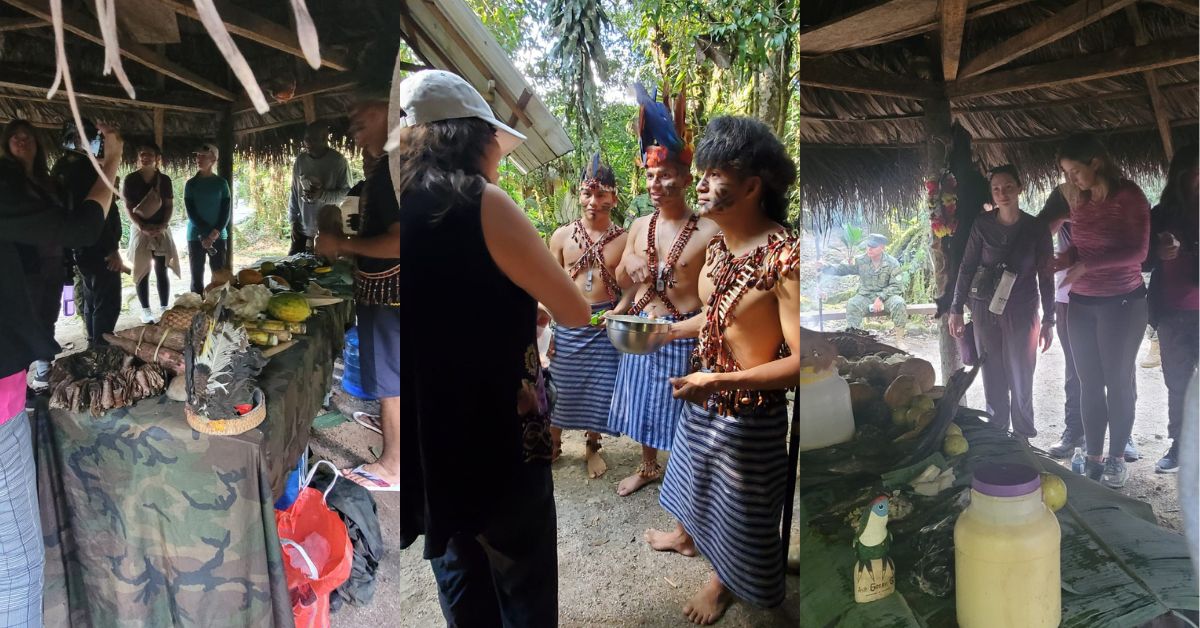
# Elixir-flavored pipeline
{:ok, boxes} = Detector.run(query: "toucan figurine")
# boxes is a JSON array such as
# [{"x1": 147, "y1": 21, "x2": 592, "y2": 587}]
[{"x1": 853, "y1": 495, "x2": 896, "y2": 602}]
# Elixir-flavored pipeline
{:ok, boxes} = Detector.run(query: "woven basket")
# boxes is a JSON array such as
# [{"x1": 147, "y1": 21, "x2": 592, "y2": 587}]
[{"x1": 185, "y1": 388, "x2": 267, "y2": 436}]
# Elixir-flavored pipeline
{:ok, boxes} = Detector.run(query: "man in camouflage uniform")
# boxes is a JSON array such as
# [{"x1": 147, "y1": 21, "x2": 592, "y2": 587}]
[{"x1": 821, "y1": 233, "x2": 908, "y2": 341}]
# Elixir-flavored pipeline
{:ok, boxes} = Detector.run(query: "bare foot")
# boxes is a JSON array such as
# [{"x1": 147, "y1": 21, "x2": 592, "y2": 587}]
[
  {"x1": 585, "y1": 445, "x2": 607, "y2": 478},
  {"x1": 617, "y1": 461, "x2": 663, "y2": 497},
  {"x1": 340, "y1": 462, "x2": 398, "y2": 489},
  {"x1": 683, "y1": 574, "x2": 733, "y2": 625},
  {"x1": 644, "y1": 525, "x2": 697, "y2": 557},
  {"x1": 550, "y1": 427, "x2": 563, "y2": 463}
]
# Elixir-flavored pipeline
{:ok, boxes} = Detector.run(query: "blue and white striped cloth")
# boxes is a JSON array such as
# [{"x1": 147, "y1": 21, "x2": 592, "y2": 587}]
[
  {"x1": 549, "y1": 302, "x2": 620, "y2": 435},
  {"x1": 607, "y1": 313, "x2": 696, "y2": 451},
  {"x1": 659, "y1": 401, "x2": 789, "y2": 608},
  {"x1": 0, "y1": 412, "x2": 43, "y2": 628}
]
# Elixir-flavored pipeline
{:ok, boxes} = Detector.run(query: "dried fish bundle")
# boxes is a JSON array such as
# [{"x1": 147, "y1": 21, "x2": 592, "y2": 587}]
[{"x1": 48, "y1": 347, "x2": 168, "y2": 416}]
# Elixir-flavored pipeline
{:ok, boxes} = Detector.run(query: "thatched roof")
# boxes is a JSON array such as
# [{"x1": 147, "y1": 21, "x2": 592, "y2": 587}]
[
  {"x1": 799, "y1": 0, "x2": 1199, "y2": 227},
  {"x1": 0, "y1": 0, "x2": 571, "y2": 170}
]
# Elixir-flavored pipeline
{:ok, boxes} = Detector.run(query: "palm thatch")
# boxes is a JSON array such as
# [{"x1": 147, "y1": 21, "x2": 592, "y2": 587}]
[
  {"x1": 0, "y1": 0, "x2": 402, "y2": 164},
  {"x1": 800, "y1": 0, "x2": 1199, "y2": 229}
]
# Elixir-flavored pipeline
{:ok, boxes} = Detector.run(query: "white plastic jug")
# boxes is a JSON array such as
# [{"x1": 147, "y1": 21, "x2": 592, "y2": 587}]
[{"x1": 797, "y1": 366, "x2": 855, "y2": 451}]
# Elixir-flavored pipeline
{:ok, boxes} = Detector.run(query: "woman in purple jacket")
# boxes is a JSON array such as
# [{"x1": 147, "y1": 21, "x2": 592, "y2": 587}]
[{"x1": 948, "y1": 165, "x2": 1056, "y2": 443}]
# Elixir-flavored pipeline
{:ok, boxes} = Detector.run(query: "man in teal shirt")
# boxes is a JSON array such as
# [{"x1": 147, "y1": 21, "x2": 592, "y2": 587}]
[{"x1": 184, "y1": 143, "x2": 231, "y2": 293}]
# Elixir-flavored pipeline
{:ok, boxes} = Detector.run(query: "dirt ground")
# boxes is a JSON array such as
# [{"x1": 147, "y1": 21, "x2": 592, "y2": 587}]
[
  {"x1": 393, "y1": 428, "x2": 802, "y2": 627},
  {"x1": 845, "y1": 320, "x2": 1184, "y2": 533}
]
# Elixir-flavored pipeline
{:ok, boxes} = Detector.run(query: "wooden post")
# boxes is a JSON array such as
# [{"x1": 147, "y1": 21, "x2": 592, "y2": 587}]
[
  {"x1": 153, "y1": 108, "x2": 164, "y2": 150},
  {"x1": 302, "y1": 94, "x2": 316, "y2": 124},
  {"x1": 218, "y1": 104, "x2": 234, "y2": 270},
  {"x1": 923, "y1": 95, "x2": 962, "y2": 381}
]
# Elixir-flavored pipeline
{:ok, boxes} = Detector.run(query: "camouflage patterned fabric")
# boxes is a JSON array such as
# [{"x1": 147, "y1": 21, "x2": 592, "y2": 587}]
[
  {"x1": 822, "y1": 253, "x2": 908, "y2": 328},
  {"x1": 37, "y1": 300, "x2": 351, "y2": 628}
]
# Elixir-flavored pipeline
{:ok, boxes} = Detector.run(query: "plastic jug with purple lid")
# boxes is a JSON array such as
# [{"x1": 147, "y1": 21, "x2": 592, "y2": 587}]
[{"x1": 955, "y1": 462, "x2": 1061, "y2": 627}]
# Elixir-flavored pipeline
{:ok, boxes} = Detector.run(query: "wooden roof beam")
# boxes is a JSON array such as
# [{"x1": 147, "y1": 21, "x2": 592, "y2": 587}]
[
  {"x1": 1126, "y1": 4, "x2": 1174, "y2": 162},
  {"x1": 2, "y1": 0, "x2": 234, "y2": 101},
  {"x1": 1147, "y1": 0, "x2": 1199, "y2": 17},
  {"x1": 803, "y1": 113, "x2": 926, "y2": 123},
  {"x1": 803, "y1": 0, "x2": 1035, "y2": 54},
  {"x1": 958, "y1": 0, "x2": 1136, "y2": 78},
  {"x1": 152, "y1": 0, "x2": 349, "y2": 72},
  {"x1": 0, "y1": 17, "x2": 44, "y2": 31},
  {"x1": 940, "y1": 0, "x2": 969, "y2": 80},
  {"x1": 0, "y1": 72, "x2": 220, "y2": 113},
  {"x1": 947, "y1": 37, "x2": 1200, "y2": 98},
  {"x1": 800, "y1": 58, "x2": 940, "y2": 99},
  {"x1": 801, "y1": 0, "x2": 942, "y2": 55},
  {"x1": 232, "y1": 73, "x2": 356, "y2": 115},
  {"x1": 951, "y1": 81, "x2": 1196, "y2": 112}
]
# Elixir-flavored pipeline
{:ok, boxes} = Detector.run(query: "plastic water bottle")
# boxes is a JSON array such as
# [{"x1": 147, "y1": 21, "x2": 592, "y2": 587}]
[
  {"x1": 341, "y1": 327, "x2": 374, "y2": 400},
  {"x1": 1071, "y1": 447, "x2": 1086, "y2": 475}
]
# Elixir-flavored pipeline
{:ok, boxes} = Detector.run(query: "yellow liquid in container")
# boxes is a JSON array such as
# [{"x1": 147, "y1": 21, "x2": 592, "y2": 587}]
[{"x1": 955, "y1": 464, "x2": 1061, "y2": 628}]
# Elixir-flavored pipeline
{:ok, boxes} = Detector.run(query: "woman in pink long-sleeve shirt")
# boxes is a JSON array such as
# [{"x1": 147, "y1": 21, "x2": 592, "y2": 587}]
[{"x1": 1056, "y1": 134, "x2": 1150, "y2": 489}]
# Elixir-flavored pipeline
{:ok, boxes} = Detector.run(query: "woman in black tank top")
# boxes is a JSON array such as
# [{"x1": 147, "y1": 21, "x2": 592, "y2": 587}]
[{"x1": 393, "y1": 69, "x2": 589, "y2": 627}]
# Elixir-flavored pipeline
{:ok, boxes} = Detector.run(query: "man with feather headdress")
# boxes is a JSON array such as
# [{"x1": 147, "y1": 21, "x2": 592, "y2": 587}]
[
  {"x1": 607, "y1": 83, "x2": 719, "y2": 497},
  {"x1": 547, "y1": 154, "x2": 627, "y2": 478},
  {"x1": 646, "y1": 116, "x2": 799, "y2": 624}
]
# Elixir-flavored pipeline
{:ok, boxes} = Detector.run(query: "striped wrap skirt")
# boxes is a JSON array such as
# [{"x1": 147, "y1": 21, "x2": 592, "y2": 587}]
[
  {"x1": 606, "y1": 312, "x2": 696, "y2": 451},
  {"x1": 548, "y1": 302, "x2": 620, "y2": 435},
  {"x1": 659, "y1": 401, "x2": 788, "y2": 608}
]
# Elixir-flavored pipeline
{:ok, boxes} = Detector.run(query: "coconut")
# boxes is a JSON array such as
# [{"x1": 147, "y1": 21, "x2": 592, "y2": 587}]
[
  {"x1": 897, "y1": 358, "x2": 936, "y2": 392},
  {"x1": 848, "y1": 382, "x2": 877, "y2": 415},
  {"x1": 884, "y1": 374, "x2": 920, "y2": 409}
]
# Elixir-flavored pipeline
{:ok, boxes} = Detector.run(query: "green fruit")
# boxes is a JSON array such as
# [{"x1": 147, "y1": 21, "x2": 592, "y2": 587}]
[
  {"x1": 906, "y1": 406, "x2": 925, "y2": 425},
  {"x1": 912, "y1": 395, "x2": 935, "y2": 412},
  {"x1": 259, "y1": 261, "x2": 277, "y2": 274},
  {"x1": 267, "y1": 292, "x2": 312, "y2": 323},
  {"x1": 946, "y1": 423, "x2": 963, "y2": 438},
  {"x1": 892, "y1": 407, "x2": 909, "y2": 426},
  {"x1": 943, "y1": 434, "x2": 969, "y2": 456},
  {"x1": 1040, "y1": 473, "x2": 1067, "y2": 512}
]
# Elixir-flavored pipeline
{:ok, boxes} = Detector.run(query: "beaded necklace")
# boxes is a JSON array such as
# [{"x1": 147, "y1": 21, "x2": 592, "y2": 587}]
[
  {"x1": 693, "y1": 230, "x2": 801, "y2": 415},
  {"x1": 568, "y1": 219, "x2": 625, "y2": 303},
  {"x1": 631, "y1": 210, "x2": 699, "y2": 318}
]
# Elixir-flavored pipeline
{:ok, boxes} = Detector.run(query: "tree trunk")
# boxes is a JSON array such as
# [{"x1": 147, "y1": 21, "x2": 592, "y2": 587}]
[{"x1": 923, "y1": 95, "x2": 961, "y2": 382}]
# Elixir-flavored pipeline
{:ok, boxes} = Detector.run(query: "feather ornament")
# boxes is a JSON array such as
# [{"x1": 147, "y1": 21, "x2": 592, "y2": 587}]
[{"x1": 184, "y1": 299, "x2": 267, "y2": 418}]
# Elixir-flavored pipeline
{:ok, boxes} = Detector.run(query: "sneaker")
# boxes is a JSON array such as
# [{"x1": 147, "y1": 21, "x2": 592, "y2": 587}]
[
  {"x1": 139, "y1": 307, "x2": 155, "y2": 324},
  {"x1": 30, "y1": 366, "x2": 50, "y2": 393},
  {"x1": 1124, "y1": 438, "x2": 1140, "y2": 462},
  {"x1": 1048, "y1": 428, "x2": 1085, "y2": 458},
  {"x1": 1101, "y1": 458, "x2": 1129, "y2": 489},
  {"x1": 1156, "y1": 441, "x2": 1180, "y2": 474},
  {"x1": 1140, "y1": 338, "x2": 1161, "y2": 368},
  {"x1": 1085, "y1": 459, "x2": 1105, "y2": 481}
]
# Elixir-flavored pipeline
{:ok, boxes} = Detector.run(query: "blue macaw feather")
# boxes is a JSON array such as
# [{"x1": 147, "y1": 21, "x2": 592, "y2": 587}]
[{"x1": 635, "y1": 82, "x2": 683, "y2": 161}]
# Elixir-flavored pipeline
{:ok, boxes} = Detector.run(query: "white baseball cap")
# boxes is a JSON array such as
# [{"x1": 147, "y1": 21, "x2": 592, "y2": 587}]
[
  {"x1": 194, "y1": 143, "x2": 219, "y2": 160},
  {"x1": 394, "y1": 70, "x2": 527, "y2": 156}
]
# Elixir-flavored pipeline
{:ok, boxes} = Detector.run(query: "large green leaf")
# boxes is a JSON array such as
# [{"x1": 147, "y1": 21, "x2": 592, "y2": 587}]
[{"x1": 798, "y1": 416, "x2": 1199, "y2": 627}]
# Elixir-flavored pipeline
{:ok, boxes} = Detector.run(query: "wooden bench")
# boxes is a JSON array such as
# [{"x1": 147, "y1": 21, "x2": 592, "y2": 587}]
[{"x1": 800, "y1": 302, "x2": 937, "y2": 326}]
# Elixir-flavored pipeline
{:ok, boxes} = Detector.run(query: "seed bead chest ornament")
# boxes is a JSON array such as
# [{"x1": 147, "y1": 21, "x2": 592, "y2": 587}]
[
  {"x1": 692, "y1": 229, "x2": 800, "y2": 415},
  {"x1": 630, "y1": 82, "x2": 699, "y2": 319},
  {"x1": 568, "y1": 154, "x2": 625, "y2": 303}
]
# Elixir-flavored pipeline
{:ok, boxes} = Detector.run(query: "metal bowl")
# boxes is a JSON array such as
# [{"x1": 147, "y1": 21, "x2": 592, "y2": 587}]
[{"x1": 605, "y1": 313, "x2": 672, "y2": 354}]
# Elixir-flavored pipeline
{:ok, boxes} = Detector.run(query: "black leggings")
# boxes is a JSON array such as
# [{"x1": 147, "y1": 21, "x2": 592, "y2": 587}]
[
  {"x1": 136, "y1": 255, "x2": 170, "y2": 308},
  {"x1": 1067, "y1": 289, "x2": 1148, "y2": 458},
  {"x1": 188, "y1": 239, "x2": 228, "y2": 294}
]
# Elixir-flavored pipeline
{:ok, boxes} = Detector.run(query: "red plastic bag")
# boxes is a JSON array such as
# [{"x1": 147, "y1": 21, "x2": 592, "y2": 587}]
[{"x1": 276, "y1": 461, "x2": 353, "y2": 628}]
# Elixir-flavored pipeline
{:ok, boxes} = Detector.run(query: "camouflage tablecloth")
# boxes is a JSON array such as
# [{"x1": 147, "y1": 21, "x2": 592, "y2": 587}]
[{"x1": 37, "y1": 300, "x2": 352, "y2": 627}]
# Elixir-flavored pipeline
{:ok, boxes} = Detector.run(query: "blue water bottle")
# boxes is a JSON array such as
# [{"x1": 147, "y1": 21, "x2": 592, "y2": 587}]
[
  {"x1": 340, "y1": 327, "x2": 374, "y2": 400},
  {"x1": 1071, "y1": 447, "x2": 1085, "y2": 475}
]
